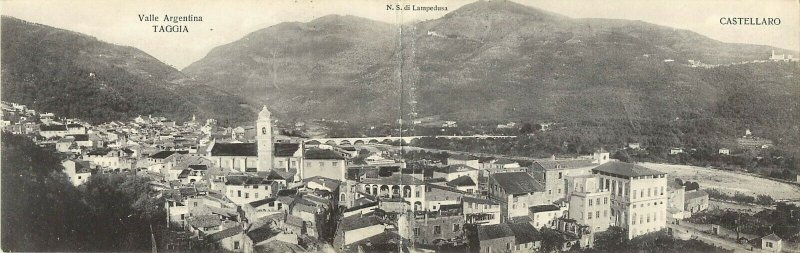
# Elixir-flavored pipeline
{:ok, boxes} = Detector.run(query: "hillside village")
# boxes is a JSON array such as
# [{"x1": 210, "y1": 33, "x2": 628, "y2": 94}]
[{"x1": 4, "y1": 100, "x2": 797, "y2": 253}]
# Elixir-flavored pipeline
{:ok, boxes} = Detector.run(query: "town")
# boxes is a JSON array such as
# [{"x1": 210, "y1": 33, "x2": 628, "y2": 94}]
[{"x1": 3, "y1": 99, "x2": 798, "y2": 253}]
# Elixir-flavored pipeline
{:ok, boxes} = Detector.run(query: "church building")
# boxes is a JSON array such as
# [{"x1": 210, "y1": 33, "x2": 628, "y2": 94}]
[{"x1": 207, "y1": 106, "x2": 301, "y2": 177}]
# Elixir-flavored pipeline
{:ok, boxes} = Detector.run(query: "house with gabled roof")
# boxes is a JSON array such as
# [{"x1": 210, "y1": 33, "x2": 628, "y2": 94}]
[{"x1": 489, "y1": 171, "x2": 547, "y2": 220}]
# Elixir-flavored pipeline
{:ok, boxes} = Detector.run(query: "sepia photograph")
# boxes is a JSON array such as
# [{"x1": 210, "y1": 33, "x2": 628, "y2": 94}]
[{"x1": 0, "y1": 0, "x2": 798, "y2": 252}]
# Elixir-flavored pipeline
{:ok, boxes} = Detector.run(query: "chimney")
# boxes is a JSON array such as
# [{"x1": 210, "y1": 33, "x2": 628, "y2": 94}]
[{"x1": 551, "y1": 154, "x2": 556, "y2": 161}]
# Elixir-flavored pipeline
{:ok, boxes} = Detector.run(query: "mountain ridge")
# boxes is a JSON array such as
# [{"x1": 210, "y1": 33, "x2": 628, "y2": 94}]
[
  {"x1": 183, "y1": 0, "x2": 798, "y2": 126},
  {"x1": 1, "y1": 15, "x2": 255, "y2": 125}
]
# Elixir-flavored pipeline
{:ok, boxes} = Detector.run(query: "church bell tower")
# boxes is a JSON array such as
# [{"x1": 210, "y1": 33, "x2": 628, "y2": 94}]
[{"x1": 257, "y1": 105, "x2": 273, "y2": 172}]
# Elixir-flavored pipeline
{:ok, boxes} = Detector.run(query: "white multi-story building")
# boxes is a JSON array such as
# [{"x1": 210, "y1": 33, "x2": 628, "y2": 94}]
[
  {"x1": 567, "y1": 175, "x2": 612, "y2": 233},
  {"x1": 591, "y1": 162, "x2": 668, "y2": 239}
]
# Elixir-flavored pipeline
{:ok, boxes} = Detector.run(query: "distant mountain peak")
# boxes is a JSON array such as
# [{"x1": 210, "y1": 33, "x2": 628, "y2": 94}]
[{"x1": 445, "y1": 0, "x2": 568, "y2": 21}]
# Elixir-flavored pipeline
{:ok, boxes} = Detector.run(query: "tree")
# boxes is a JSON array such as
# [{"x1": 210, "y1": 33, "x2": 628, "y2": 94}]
[
  {"x1": 612, "y1": 150, "x2": 632, "y2": 163},
  {"x1": 520, "y1": 123, "x2": 534, "y2": 134},
  {"x1": 593, "y1": 226, "x2": 629, "y2": 252},
  {"x1": 539, "y1": 227, "x2": 566, "y2": 252},
  {"x1": 756, "y1": 195, "x2": 775, "y2": 206},
  {"x1": 686, "y1": 182, "x2": 700, "y2": 191}
]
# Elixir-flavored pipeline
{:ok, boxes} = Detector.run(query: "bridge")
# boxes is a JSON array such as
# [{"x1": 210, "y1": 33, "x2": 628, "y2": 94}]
[{"x1": 308, "y1": 135, "x2": 516, "y2": 146}]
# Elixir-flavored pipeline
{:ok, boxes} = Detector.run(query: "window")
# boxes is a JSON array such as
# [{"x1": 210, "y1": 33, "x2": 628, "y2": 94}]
[
  {"x1": 604, "y1": 197, "x2": 608, "y2": 204},
  {"x1": 238, "y1": 190, "x2": 241, "y2": 197},
  {"x1": 589, "y1": 199, "x2": 593, "y2": 206},
  {"x1": 333, "y1": 162, "x2": 338, "y2": 166},
  {"x1": 434, "y1": 226, "x2": 441, "y2": 235},
  {"x1": 234, "y1": 241, "x2": 240, "y2": 250},
  {"x1": 319, "y1": 162, "x2": 324, "y2": 166},
  {"x1": 516, "y1": 245, "x2": 520, "y2": 251},
  {"x1": 255, "y1": 193, "x2": 259, "y2": 199},
  {"x1": 558, "y1": 189, "x2": 561, "y2": 194},
  {"x1": 766, "y1": 242, "x2": 773, "y2": 248},
  {"x1": 416, "y1": 191, "x2": 420, "y2": 197},
  {"x1": 632, "y1": 190, "x2": 637, "y2": 199},
  {"x1": 291, "y1": 161, "x2": 296, "y2": 167},
  {"x1": 558, "y1": 172, "x2": 562, "y2": 179},
  {"x1": 413, "y1": 228, "x2": 420, "y2": 236},
  {"x1": 648, "y1": 188, "x2": 651, "y2": 197},
  {"x1": 596, "y1": 211, "x2": 600, "y2": 218},
  {"x1": 587, "y1": 212, "x2": 592, "y2": 220},
  {"x1": 633, "y1": 213, "x2": 637, "y2": 224},
  {"x1": 194, "y1": 202, "x2": 198, "y2": 207},
  {"x1": 306, "y1": 162, "x2": 311, "y2": 167},
  {"x1": 245, "y1": 193, "x2": 249, "y2": 198},
  {"x1": 661, "y1": 186, "x2": 665, "y2": 195},
  {"x1": 453, "y1": 224, "x2": 460, "y2": 232},
  {"x1": 507, "y1": 243, "x2": 511, "y2": 250}
]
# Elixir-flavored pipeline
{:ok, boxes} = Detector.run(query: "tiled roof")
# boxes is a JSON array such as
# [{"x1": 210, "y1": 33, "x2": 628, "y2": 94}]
[
  {"x1": 206, "y1": 227, "x2": 241, "y2": 242},
  {"x1": 267, "y1": 169, "x2": 296, "y2": 180},
  {"x1": 339, "y1": 214, "x2": 382, "y2": 231},
  {"x1": 246, "y1": 198, "x2": 277, "y2": 208},
  {"x1": 150, "y1": 151, "x2": 176, "y2": 159},
  {"x1": 529, "y1": 204, "x2": 560, "y2": 213},
  {"x1": 210, "y1": 143, "x2": 257, "y2": 156},
  {"x1": 508, "y1": 222, "x2": 540, "y2": 244},
  {"x1": 490, "y1": 172, "x2": 544, "y2": 195},
  {"x1": 592, "y1": 162, "x2": 665, "y2": 178},
  {"x1": 533, "y1": 159, "x2": 595, "y2": 171},
  {"x1": 188, "y1": 164, "x2": 208, "y2": 170},
  {"x1": 186, "y1": 215, "x2": 222, "y2": 228},
  {"x1": 447, "y1": 175, "x2": 476, "y2": 187},
  {"x1": 762, "y1": 233, "x2": 782, "y2": 241},
  {"x1": 304, "y1": 149, "x2": 345, "y2": 160},
  {"x1": 68, "y1": 134, "x2": 89, "y2": 141},
  {"x1": 478, "y1": 223, "x2": 515, "y2": 241},
  {"x1": 462, "y1": 196, "x2": 497, "y2": 205},
  {"x1": 685, "y1": 190, "x2": 709, "y2": 200},
  {"x1": 40, "y1": 124, "x2": 67, "y2": 131},
  {"x1": 247, "y1": 224, "x2": 280, "y2": 244},
  {"x1": 438, "y1": 164, "x2": 477, "y2": 173},
  {"x1": 225, "y1": 175, "x2": 273, "y2": 185},
  {"x1": 274, "y1": 143, "x2": 300, "y2": 157},
  {"x1": 303, "y1": 176, "x2": 342, "y2": 190}
]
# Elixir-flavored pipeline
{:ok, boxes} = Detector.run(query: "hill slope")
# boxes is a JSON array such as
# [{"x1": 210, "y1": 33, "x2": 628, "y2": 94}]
[
  {"x1": 184, "y1": 0, "x2": 798, "y2": 128},
  {"x1": 1, "y1": 16, "x2": 254, "y2": 124}
]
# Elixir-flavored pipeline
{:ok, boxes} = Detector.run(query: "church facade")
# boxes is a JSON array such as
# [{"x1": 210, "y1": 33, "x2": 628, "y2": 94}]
[{"x1": 207, "y1": 106, "x2": 300, "y2": 174}]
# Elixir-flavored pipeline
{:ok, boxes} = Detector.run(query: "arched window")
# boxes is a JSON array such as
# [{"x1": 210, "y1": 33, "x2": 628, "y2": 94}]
[{"x1": 262, "y1": 127, "x2": 267, "y2": 134}]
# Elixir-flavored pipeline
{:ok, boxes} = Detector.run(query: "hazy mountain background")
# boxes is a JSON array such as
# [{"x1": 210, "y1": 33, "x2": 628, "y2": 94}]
[
  {"x1": 2, "y1": 1, "x2": 798, "y2": 134},
  {"x1": 182, "y1": 1, "x2": 798, "y2": 131},
  {"x1": 1, "y1": 16, "x2": 254, "y2": 125}
]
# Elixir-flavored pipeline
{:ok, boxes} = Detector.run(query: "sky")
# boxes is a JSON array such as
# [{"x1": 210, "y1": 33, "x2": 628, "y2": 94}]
[{"x1": 2, "y1": 0, "x2": 798, "y2": 69}]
